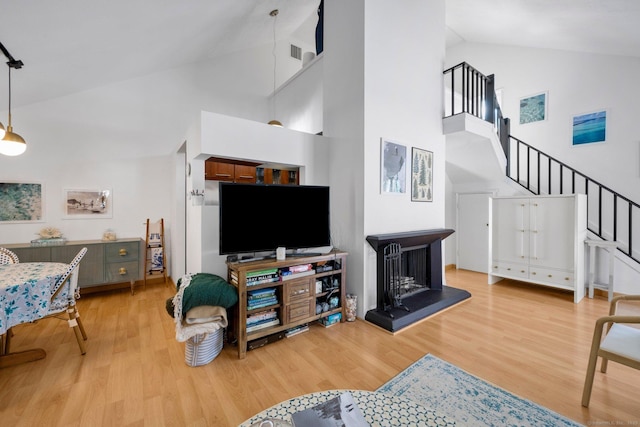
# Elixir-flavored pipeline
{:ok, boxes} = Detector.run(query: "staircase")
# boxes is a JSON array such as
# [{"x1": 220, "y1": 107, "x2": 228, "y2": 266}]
[{"x1": 443, "y1": 62, "x2": 640, "y2": 266}]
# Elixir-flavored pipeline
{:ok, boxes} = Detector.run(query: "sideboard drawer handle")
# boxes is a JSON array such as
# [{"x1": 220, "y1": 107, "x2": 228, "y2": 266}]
[
  {"x1": 119, "y1": 248, "x2": 128, "y2": 256},
  {"x1": 119, "y1": 267, "x2": 127, "y2": 275}
]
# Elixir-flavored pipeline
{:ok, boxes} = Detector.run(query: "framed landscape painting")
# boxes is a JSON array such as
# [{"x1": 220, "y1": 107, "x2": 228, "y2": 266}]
[
  {"x1": 380, "y1": 138, "x2": 407, "y2": 194},
  {"x1": 411, "y1": 148, "x2": 433, "y2": 202},
  {"x1": 0, "y1": 182, "x2": 44, "y2": 223},
  {"x1": 519, "y1": 92, "x2": 547, "y2": 124},
  {"x1": 573, "y1": 110, "x2": 607, "y2": 145},
  {"x1": 64, "y1": 188, "x2": 112, "y2": 219}
]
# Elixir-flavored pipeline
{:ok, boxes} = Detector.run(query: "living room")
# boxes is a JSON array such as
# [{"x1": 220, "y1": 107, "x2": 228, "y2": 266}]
[{"x1": 1, "y1": 1, "x2": 640, "y2": 425}]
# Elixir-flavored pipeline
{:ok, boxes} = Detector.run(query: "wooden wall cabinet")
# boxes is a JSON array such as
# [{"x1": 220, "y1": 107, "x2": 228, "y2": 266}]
[
  {"x1": 489, "y1": 194, "x2": 587, "y2": 303},
  {"x1": 227, "y1": 251, "x2": 348, "y2": 359},
  {"x1": 5, "y1": 238, "x2": 144, "y2": 294},
  {"x1": 205, "y1": 158, "x2": 258, "y2": 183}
]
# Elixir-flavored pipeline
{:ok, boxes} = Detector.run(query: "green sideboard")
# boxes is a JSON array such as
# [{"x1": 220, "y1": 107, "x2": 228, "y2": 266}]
[{"x1": 3, "y1": 238, "x2": 144, "y2": 294}]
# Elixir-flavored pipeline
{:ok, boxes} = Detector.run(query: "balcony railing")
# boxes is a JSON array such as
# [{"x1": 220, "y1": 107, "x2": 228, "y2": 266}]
[{"x1": 443, "y1": 62, "x2": 639, "y2": 265}]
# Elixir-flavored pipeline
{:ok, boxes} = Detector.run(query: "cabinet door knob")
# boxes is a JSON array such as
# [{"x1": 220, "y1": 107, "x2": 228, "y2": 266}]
[
  {"x1": 119, "y1": 248, "x2": 128, "y2": 256},
  {"x1": 548, "y1": 274, "x2": 553, "y2": 278},
  {"x1": 532, "y1": 272, "x2": 536, "y2": 275},
  {"x1": 119, "y1": 267, "x2": 127, "y2": 275}
]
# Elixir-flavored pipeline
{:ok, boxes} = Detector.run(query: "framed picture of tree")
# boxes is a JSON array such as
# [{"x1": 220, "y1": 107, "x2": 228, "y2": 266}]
[{"x1": 411, "y1": 147, "x2": 433, "y2": 202}]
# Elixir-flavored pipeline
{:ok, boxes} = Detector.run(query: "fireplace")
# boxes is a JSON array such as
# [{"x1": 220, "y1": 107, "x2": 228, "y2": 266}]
[{"x1": 365, "y1": 229, "x2": 471, "y2": 332}]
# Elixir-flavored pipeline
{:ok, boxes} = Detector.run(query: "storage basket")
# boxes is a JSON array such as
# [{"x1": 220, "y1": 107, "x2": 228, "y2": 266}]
[{"x1": 185, "y1": 328, "x2": 224, "y2": 367}]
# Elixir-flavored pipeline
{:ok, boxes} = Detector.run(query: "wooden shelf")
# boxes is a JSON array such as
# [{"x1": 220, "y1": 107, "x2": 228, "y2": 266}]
[{"x1": 227, "y1": 250, "x2": 348, "y2": 359}]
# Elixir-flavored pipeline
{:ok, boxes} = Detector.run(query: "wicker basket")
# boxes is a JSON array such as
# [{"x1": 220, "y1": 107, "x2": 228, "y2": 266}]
[{"x1": 185, "y1": 328, "x2": 224, "y2": 367}]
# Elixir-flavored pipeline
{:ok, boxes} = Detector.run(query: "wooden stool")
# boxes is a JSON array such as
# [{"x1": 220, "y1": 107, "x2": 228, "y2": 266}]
[{"x1": 585, "y1": 239, "x2": 617, "y2": 301}]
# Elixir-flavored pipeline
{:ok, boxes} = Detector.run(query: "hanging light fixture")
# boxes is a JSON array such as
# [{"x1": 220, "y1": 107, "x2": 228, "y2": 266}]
[
  {"x1": 268, "y1": 9, "x2": 283, "y2": 127},
  {"x1": 0, "y1": 42, "x2": 26, "y2": 156}
]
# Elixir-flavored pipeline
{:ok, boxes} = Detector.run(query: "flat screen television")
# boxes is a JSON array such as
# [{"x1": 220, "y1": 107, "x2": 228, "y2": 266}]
[{"x1": 219, "y1": 182, "x2": 331, "y2": 255}]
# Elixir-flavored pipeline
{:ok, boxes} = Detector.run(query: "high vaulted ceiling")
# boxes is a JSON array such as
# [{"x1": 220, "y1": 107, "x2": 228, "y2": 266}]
[{"x1": 0, "y1": 0, "x2": 638, "y2": 109}]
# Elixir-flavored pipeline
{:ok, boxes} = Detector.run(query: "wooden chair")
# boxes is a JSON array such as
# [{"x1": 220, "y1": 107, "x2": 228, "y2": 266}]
[
  {"x1": 582, "y1": 294, "x2": 640, "y2": 407},
  {"x1": 0, "y1": 247, "x2": 19, "y2": 264},
  {"x1": 47, "y1": 247, "x2": 89, "y2": 355}
]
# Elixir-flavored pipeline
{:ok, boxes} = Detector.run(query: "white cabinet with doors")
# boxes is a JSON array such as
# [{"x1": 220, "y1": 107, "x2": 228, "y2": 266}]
[{"x1": 489, "y1": 194, "x2": 587, "y2": 303}]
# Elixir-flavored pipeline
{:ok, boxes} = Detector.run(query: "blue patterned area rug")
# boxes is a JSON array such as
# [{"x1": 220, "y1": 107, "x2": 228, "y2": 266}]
[{"x1": 377, "y1": 354, "x2": 583, "y2": 427}]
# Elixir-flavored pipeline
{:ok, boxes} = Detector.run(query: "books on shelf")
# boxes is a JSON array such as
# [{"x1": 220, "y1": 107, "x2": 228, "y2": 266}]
[
  {"x1": 246, "y1": 318, "x2": 280, "y2": 333},
  {"x1": 247, "y1": 287, "x2": 278, "y2": 310},
  {"x1": 247, "y1": 268, "x2": 279, "y2": 278},
  {"x1": 281, "y1": 269, "x2": 316, "y2": 281},
  {"x1": 247, "y1": 309, "x2": 278, "y2": 325},
  {"x1": 287, "y1": 264, "x2": 313, "y2": 273},
  {"x1": 285, "y1": 324, "x2": 309, "y2": 338},
  {"x1": 246, "y1": 276, "x2": 280, "y2": 287}
]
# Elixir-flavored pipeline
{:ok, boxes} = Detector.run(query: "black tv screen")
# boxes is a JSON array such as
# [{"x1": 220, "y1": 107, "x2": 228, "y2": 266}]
[{"x1": 219, "y1": 183, "x2": 331, "y2": 255}]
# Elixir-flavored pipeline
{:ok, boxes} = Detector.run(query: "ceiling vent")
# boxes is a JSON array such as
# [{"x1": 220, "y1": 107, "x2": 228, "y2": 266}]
[{"x1": 290, "y1": 44, "x2": 302, "y2": 60}]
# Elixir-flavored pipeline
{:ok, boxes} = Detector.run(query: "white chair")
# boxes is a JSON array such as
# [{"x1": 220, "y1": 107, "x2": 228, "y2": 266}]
[
  {"x1": 0, "y1": 247, "x2": 19, "y2": 353},
  {"x1": 0, "y1": 247, "x2": 19, "y2": 264},
  {"x1": 582, "y1": 294, "x2": 640, "y2": 407},
  {"x1": 47, "y1": 247, "x2": 89, "y2": 355}
]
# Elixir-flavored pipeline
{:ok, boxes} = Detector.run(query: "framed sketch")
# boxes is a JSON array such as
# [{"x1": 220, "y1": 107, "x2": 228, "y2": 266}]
[
  {"x1": 0, "y1": 182, "x2": 44, "y2": 223},
  {"x1": 411, "y1": 148, "x2": 433, "y2": 202},
  {"x1": 519, "y1": 92, "x2": 547, "y2": 124},
  {"x1": 64, "y1": 188, "x2": 112, "y2": 219},
  {"x1": 381, "y1": 138, "x2": 407, "y2": 194},
  {"x1": 573, "y1": 109, "x2": 607, "y2": 146}
]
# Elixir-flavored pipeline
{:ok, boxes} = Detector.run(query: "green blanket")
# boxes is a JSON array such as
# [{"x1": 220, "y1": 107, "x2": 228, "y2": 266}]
[{"x1": 165, "y1": 273, "x2": 238, "y2": 317}]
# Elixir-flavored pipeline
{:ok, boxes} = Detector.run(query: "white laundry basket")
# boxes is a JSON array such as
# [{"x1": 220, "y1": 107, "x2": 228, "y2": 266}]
[{"x1": 185, "y1": 328, "x2": 224, "y2": 367}]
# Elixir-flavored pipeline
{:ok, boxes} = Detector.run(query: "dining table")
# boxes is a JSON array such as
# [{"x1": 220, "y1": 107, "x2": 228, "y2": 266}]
[{"x1": 0, "y1": 261, "x2": 70, "y2": 368}]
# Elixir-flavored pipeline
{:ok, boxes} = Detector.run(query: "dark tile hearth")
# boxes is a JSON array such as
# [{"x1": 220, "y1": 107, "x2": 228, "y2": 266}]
[
  {"x1": 364, "y1": 286, "x2": 471, "y2": 332},
  {"x1": 365, "y1": 228, "x2": 471, "y2": 332}
]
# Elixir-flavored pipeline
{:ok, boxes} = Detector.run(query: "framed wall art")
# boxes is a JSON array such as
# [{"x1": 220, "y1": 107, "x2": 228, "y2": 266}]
[
  {"x1": 0, "y1": 182, "x2": 44, "y2": 223},
  {"x1": 519, "y1": 91, "x2": 547, "y2": 124},
  {"x1": 380, "y1": 138, "x2": 407, "y2": 194},
  {"x1": 573, "y1": 109, "x2": 607, "y2": 146},
  {"x1": 63, "y1": 188, "x2": 112, "y2": 219},
  {"x1": 411, "y1": 147, "x2": 433, "y2": 202}
]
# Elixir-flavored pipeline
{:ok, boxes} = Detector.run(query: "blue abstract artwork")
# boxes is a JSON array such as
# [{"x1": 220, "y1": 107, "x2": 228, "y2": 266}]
[
  {"x1": 573, "y1": 110, "x2": 607, "y2": 145},
  {"x1": 519, "y1": 92, "x2": 546, "y2": 124},
  {"x1": 0, "y1": 182, "x2": 43, "y2": 222}
]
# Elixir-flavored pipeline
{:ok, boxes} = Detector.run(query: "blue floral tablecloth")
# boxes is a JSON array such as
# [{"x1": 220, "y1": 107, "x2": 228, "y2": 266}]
[{"x1": 0, "y1": 262, "x2": 69, "y2": 335}]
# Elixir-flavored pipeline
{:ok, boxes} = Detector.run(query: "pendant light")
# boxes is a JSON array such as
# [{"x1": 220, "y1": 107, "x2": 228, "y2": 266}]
[
  {"x1": 268, "y1": 9, "x2": 283, "y2": 127},
  {"x1": 0, "y1": 42, "x2": 26, "y2": 156}
]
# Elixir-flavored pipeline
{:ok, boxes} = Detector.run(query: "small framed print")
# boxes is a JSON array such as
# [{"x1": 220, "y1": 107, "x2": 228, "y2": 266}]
[
  {"x1": 0, "y1": 181, "x2": 45, "y2": 223},
  {"x1": 63, "y1": 188, "x2": 112, "y2": 219},
  {"x1": 411, "y1": 148, "x2": 433, "y2": 202},
  {"x1": 381, "y1": 138, "x2": 407, "y2": 194},
  {"x1": 519, "y1": 92, "x2": 547, "y2": 124},
  {"x1": 573, "y1": 109, "x2": 607, "y2": 146}
]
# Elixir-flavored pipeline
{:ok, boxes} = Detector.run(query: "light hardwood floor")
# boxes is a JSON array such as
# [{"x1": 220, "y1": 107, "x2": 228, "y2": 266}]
[{"x1": 1, "y1": 269, "x2": 638, "y2": 426}]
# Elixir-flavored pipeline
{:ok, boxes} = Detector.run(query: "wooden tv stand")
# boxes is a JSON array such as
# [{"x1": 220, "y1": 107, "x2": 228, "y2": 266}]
[{"x1": 227, "y1": 250, "x2": 348, "y2": 359}]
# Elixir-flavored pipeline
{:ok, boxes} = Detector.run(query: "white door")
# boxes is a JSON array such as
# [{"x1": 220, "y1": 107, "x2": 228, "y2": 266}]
[{"x1": 457, "y1": 193, "x2": 492, "y2": 273}]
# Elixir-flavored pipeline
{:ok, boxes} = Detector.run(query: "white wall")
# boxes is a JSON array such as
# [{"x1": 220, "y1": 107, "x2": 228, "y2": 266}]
[
  {"x1": 187, "y1": 111, "x2": 331, "y2": 277},
  {"x1": 0, "y1": 41, "x2": 312, "y2": 283},
  {"x1": 444, "y1": 42, "x2": 640, "y2": 295},
  {"x1": 324, "y1": 0, "x2": 447, "y2": 316},
  {"x1": 446, "y1": 43, "x2": 640, "y2": 204}
]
